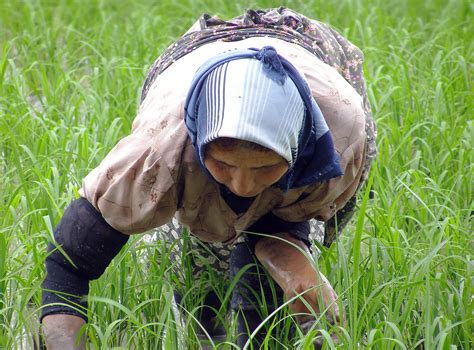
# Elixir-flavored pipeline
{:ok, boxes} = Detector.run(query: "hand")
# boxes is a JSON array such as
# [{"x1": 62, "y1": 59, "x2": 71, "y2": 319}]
[
  {"x1": 285, "y1": 269, "x2": 342, "y2": 326},
  {"x1": 42, "y1": 314, "x2": 86, "y2": 350}
]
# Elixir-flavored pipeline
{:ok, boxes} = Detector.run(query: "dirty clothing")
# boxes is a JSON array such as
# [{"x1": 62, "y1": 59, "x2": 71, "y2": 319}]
[{"x1": 42, "y1": 8, "x2": 376, "y2": 328}]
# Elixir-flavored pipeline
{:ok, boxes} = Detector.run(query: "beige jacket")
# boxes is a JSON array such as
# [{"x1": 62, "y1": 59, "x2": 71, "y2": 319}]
[{"x1": 80, "y1": 36, "x2": 367, "y2": 243}]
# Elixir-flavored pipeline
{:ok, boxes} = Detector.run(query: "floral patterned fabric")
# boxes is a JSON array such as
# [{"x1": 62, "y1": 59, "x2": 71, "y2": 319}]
[{"x1": 81, "y1": 37, "x2": 370, "y2": 241}]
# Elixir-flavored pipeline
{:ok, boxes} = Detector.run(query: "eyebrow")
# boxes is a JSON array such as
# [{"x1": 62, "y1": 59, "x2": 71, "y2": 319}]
[{"x1": 210, "y1": 155, "x2": 285, "y2": 169}]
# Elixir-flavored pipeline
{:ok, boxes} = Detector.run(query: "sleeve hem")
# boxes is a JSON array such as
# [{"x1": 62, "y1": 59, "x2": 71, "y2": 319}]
[{"x1": 40, "y1": 306, "x2": 88, "y2": 323}]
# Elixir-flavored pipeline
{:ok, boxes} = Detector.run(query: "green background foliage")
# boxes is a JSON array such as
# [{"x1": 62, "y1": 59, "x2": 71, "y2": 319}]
[{"x1": 0, "y1": 0, "x2": 472, "y2": 348}]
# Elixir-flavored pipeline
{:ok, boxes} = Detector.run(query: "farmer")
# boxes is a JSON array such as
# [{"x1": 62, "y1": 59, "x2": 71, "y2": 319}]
[{"x1": 40, "y1": 7, "x2": 376, "y2": 349}]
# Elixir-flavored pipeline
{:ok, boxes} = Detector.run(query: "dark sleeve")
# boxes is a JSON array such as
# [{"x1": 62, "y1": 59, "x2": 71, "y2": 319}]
[
  {"x1": 246, "y1": 212, "x2": 311, "y2": 248},
  {"x1": 41, "y1": 197, "x2": 129, "y2": 322}
]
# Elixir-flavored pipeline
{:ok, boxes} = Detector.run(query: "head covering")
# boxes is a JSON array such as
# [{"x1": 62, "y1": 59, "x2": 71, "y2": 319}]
[
  {"x1": 197, "y1": 57, "x2": 305, "y2": 166},
  {"x1": 184, "y1": 46, "x2": 343, "y2": 191}
]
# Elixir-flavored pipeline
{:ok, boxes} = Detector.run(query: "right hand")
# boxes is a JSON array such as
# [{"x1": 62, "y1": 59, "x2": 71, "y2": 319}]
[{"x1": 42, "y1": 314, "x2": 86, "y2": 350}]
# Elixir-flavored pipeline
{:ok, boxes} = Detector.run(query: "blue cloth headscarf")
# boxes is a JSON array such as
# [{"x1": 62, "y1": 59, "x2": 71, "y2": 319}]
[{"x1": 184, "y1": 46, "x2": 343, "y2": 191}]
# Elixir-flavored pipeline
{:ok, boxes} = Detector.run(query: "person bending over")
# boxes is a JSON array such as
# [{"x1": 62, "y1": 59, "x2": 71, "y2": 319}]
[{"x1": 41, "y1": 7, "x2": 376, "y2": 349}]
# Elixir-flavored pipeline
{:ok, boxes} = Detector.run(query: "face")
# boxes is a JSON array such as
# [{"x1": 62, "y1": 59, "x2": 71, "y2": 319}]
[{"x1": 204, "y1": 143, "x2": 289, "y2": 197}]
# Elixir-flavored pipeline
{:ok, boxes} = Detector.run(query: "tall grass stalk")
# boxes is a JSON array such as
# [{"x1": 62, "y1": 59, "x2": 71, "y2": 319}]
[{"x1": 1, "y1": 0, "x2": 472, "y2": 348}]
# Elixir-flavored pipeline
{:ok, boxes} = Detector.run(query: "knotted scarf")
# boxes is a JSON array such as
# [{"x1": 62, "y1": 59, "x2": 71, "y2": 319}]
[{"x1": 184, "y1": 46, "x2": 342, "y2": 191}]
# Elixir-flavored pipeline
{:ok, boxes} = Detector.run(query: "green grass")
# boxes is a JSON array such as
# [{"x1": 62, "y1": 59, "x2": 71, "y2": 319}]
[{"x1": 0, "y1": 0, "x2": 472, "y2": 348}]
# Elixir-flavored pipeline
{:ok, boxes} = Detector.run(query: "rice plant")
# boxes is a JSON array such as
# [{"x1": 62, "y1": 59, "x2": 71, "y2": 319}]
[{"x1": 0, "y1": 0, "x2": 472, "y2": 348}]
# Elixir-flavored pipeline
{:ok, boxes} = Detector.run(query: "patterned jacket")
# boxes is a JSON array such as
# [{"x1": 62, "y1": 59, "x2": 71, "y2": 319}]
[{"x1": 80, "y1": 9, "x2": 375, "y2": 244}]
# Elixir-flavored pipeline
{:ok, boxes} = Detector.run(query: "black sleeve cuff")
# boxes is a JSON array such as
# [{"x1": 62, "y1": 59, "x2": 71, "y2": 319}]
[
  {"x1": 41, "y1": 246, "x2": 89, "y2": 322},
  {"x1": 246, "y1": 211, "x2": 310, "y2": 247},
  {"x1": 41, "y1": 197, "x2": 129, "y2": 323}
]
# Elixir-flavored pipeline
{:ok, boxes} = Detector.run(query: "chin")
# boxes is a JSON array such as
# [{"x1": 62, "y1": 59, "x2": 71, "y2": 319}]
[{"x1": 230, "y1": 189, "x2": 262, "y2": 198}]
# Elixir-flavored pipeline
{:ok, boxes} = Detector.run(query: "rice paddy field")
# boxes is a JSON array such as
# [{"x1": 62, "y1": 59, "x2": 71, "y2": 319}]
[{"x1": 0, "y1": 0, "x2": 472, "y2": 349}]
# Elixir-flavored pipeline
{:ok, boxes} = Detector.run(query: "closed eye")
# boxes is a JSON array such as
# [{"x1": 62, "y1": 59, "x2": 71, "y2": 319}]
[
  {"x1": 251, "y1": 165, "x2": 277, "y2": 171},
  {"x1": 215, "y1": 160, "x2": 236, "y2": 169}
]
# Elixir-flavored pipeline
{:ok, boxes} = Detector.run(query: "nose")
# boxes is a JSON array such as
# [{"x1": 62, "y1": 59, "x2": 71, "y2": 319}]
[{"x1": 230, "y1": 169, "x2": 257, "y2": 197}]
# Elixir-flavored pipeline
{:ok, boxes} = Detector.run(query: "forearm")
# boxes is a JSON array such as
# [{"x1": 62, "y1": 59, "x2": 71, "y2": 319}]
[
  {"x1": 254, "y1": 232, "x2": 316, "y2": 293},
  {"x1": 254, "y1": 232, "x2": 340, "y2": 324}
]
